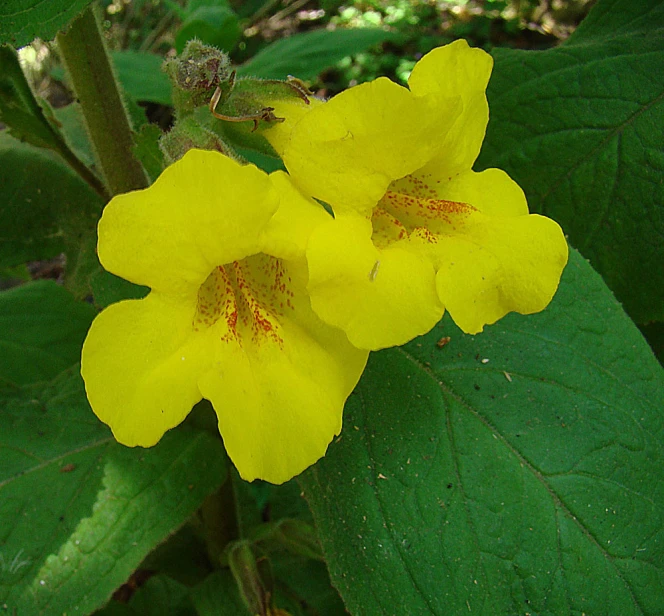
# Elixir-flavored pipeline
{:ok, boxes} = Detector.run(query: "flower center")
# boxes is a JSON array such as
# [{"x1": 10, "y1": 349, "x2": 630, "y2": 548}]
[
  {"x1": 193, "y1": 254, "x2": 293, "y2": 347},
  {"x1": 371, "y1": 185, "x2": 477, "y2": 249}
]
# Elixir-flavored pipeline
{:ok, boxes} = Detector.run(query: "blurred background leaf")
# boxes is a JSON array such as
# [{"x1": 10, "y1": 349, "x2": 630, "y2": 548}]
[
  {"x1": 175, "y1": 1, "x2": 242, "y2": 54},
  {"x1": 111, "y1": 51, "x2": 173, "y2": 105},
  {"x1": 237, "y1": 28, "x2": 400, "y2": 80}
]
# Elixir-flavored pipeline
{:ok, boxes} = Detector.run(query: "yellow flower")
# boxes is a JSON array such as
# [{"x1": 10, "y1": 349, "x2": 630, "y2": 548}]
[
  {"x1": 264, "y1": 40, "x2": 569, "y2": 350},
  {"x1": 81, "y1": 149, "x2": 368, "y2": 484}
]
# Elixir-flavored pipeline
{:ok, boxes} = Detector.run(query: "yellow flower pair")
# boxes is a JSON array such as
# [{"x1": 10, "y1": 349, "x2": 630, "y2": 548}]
[{"x1": 81, "y1": 41, "x2": 568, "y2": 484}]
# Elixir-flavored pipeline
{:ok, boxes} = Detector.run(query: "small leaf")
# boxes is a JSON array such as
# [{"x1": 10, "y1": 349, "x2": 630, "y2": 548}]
[
  {"x1": 0, "y1": 46, "x2": 66, "y2": 151},
  {"x1": 0, "y1": 45, "x2": 100, "y2": 195},
  {"x1": 301, "y1": 249, "x2": 664, "y2": 614},
  {"x1": 0, "y1": 369, "x2": 227, "y2": 615},
  {"x1": 0, "y1": 281, "x2": 95, "y2": 387},
  {"x1": 478, "y1": 0, "x2": 664, "y2": 323},
  {"x1": 0, "y1": 0, "x2": 94, "y2": 49},
  {"x1": 237, "y1": 28, "x2": 399, "y2": 80}
]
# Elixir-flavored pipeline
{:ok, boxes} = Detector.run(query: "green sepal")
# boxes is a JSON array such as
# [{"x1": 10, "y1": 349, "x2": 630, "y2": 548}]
[
  {"x1": 160, "y1": 114, "x2": 239, "y2": 164},
  {"x1": 206, "y1": 77, "x2": 311, "y2": 159},
  {"x1": 164, "y1": 39, "x2": 233, "y2": 115},
  {"x1": 226, "y1": 541, "x2": 274, "y2": 615}
]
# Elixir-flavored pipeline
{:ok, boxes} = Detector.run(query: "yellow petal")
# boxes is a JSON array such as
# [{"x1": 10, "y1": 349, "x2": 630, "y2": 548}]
[
  {"x1": 81, "y1": 293, "x2": 213, "y2": 446},
  {"x1": 282, "y1": 78, "x2": 460, "y2": 214},
  {"x1": 263, "y1": 96, "x2": 323, "y2": 158},
  {"x1": 408, "y1": 40, "x2": 493, "y2": 178},
  {"x1": 99, "y1": 149, "x2": 278, "y2": 295},
  {"x1": 261, "y1": 170, "x2": 331, "y2": 261},
  {"x1": 390, "y1": 168, "x2": 528, "y2": 218},
  {"x1": 433, "y1": 213, "x2": 569, "y2": 333},
  {"x1": 198, "y1": 254, "x2": 368, "y2": 484},
  {"x1": 306, "y1": 215, "x2": 444, "y2": 350}
]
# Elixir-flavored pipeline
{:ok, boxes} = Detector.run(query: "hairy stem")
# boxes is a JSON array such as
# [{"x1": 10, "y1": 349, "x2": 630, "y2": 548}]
[{"x1": 57, "y1": 5, "x2": 148, "y2": 195}]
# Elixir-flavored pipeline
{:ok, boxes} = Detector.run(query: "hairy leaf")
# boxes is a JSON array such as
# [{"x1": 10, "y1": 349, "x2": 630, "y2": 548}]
[
  {"x1": 478, "y1": 0, "x2": 664, "y2": 322},
  {"x1": 0, "y1": 370, "x2": 227, "y2": 614},
  {"x1": 302, "y1": 249, "x2": 664, "y2": 615}
]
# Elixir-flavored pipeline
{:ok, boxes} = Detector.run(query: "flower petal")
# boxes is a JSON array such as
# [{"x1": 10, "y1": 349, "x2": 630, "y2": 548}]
[
  {"x1": 99, "y1": 149, "x2": 278, "y2": 295},
  {"x1": 432, "y1": 213, "x2": 569, "y2": 333},
  {"x1": 81, "y1": 293, "x2": 213, "y2": 446},
  {"x1": 280, "y1": 78, "x2": 460, "y2": 214},
  {"x1": 306, "y1": 215, "x2": 443, "y2": 350},
  {"x1": 260, "y1": 170, "x2": 331, "y2": 261},
  {"x1": 263, "y1": 96, "x2": 323, "y2": 157},
  {"x1": 391, "y1": 168, "x2": 529, "y2": 217},
  {"x1": 198, "y1": 255, "x2": 368, "y2": 484},
  {"x1": 408, "y1": 39, "x2": 493, "y2": 178}
]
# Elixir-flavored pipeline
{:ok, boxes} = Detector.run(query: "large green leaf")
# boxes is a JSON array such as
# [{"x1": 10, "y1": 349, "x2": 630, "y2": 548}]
[
  {"x1": 0, "y1": 281, "x2": 95, "y2": 387},
  {"x1": 0, "y1": 134, "x2": 102, "y2": 269},
  {"x1": 0, "y1": 0, "x2": 93, "y2": 48},
  {"x1": 237, "y1": 28, "x2": 399, "y2": 81},
  {"x1": 0, "y1": 369, "x2": 227, "y2": 614},
  {"x1": 477, "y1": 0, "x2": 664, "y2": 323},
  {"x1": 300, "y1": 249, "x2": 664, "y2": 615}
]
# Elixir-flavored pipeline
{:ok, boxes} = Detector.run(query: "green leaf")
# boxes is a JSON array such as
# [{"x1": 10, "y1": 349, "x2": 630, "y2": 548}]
[
  {"x1": 0, "y1": 281, "x2": 95, "y2": 387},
  {"x1": 0, "y1": 46, "x2": 102, "y2": 200},
  {"x1": 192, "y1": 569, "x2": 249, "y2": 615},
  {"x1": 0, "y1": 369, "x2": 227, "y2": 614},
  {"x1": 90, "y1": 269, "x2": 150, "y2": 309},
  {"x1": 54, "y1": 102, "x2": 96, "y2": 168},
  {"x1": 270, "y1": 554, "x2": 346, "y2": 616},
  {"x1": 640, "y1": 322, "x2": 664, "y2": 365},
  {"x1": 477, "y1": 0, "x2": 664, "y2": 323},
  {"x1": 0, "y1": 264, "x2": 30, "y2": 283},
  {"x1": 300, "y1": 249, "x2": 664, "y2": 615},
  {"x1": 126, "y1": 575, "x2": 196, "y2": 616},
  {"x1": 0, "y1": 0, "x2": 93, "y2": 48},
  {"x1": 0, "y1": 46, "x2": 67, "y2": 151},
  {"x1": 111, "y1": 51, "x2": 173, "y2": 105},
  {"x1": 0, "y1": 134, "x2": 102, "y2": 269},
  {"x1": 175, "y1": 5, "x2": 242, "y2": 54},
  {"x1": 94, "y1": 575, "x2": 197, "y2": 616},
  {"x1": 237, "y1": 28, "x2": 399, "y2": 80}
]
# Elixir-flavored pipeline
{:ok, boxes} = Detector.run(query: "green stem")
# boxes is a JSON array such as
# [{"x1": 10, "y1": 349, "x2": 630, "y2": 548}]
[
  {"x1": 201, "y1": 467, "x2": 240, "y2": 566},
  {"x1": 57, "y1": 5, "x2": 148, "y2": 195}
]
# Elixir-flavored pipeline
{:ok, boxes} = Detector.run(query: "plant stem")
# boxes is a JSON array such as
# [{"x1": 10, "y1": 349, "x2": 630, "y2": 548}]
[
  {"x1": 57, "y1": 5, "x2": 148, "y2": 196},
  {"x1": 201, "y1": 469, "x2": 240, "y2": 566}
]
